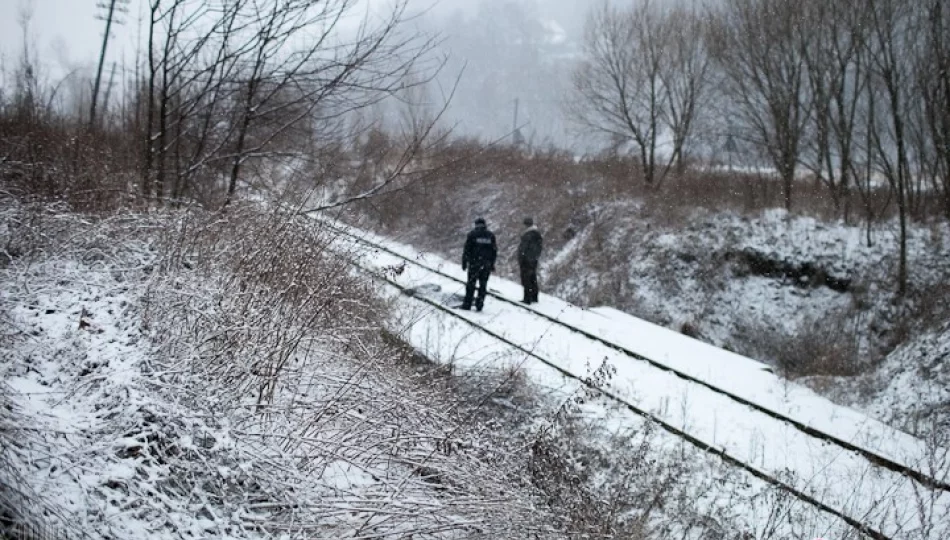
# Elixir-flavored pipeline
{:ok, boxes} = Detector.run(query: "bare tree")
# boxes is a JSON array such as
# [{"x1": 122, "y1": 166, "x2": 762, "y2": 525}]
[
  {"x1": 707, "y1": 0, "x2": 811, "y2": 211},
  {"x1": 220, "y1": 1, "x2": 441, "y2": 208},
  {"x1": 660, "y1": 5, "x2": 710, "y2": 175},
  {"x1": 861, "y1": 0, "x2": 917, "y2": 295},
  {"x1": 916, "y1": 0, "x2": 950, "y2": 220},
  {"x1": 570, "y1": 1, "x2": 677, "y2": 188},
  {"x1": 795, "y1": 0, "x2": 879, "y2": 225},
  {"x1": 13, "y1": 3, "x2": 41, "y2": 125},
  {"x1": 135, "y1": 0, "x2": 439, "y2": 209}
]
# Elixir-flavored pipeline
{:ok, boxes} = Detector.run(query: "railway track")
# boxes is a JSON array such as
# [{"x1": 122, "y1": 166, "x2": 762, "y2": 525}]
[
  {"x1": 328, "y1": 223, "x2": 949, "y2": 489},
  {"x1": 325, "y1": 220, "x2": 949, "y2": 540}
]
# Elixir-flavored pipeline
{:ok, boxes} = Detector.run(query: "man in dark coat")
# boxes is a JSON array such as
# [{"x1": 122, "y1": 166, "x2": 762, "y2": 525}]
[
  {"x1": 461, "y1": 217, "x2": 497, "y2": 311},
  {"x1": 518, "y1": 217, "x2": 543, "y2": 304}
]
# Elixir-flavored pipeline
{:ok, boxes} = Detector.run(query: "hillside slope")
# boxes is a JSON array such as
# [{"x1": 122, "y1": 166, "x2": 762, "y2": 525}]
[
  {"x1": 350, "y1": 173, "x2": 950, "y2": 440},
  {"x1": 0, "y1": 201, "x2": 560, "y2": 539}
]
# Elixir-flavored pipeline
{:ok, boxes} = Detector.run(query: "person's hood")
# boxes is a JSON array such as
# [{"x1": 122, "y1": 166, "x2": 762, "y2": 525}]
[{"x1": 523, "y1": 225, "x2": 538, "y2": 232}]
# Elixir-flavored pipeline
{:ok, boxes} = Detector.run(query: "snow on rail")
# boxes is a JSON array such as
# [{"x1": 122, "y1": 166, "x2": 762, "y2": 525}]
[
  {"x1": 333, "y1": 222, "x2": 946, "y2": 472},
  {"x1": 327, "y1": 221, "x2": 950, "y2": 539}
]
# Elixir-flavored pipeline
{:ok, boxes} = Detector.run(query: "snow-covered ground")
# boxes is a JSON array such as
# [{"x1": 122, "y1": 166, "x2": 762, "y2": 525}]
[
  {"x1": 331, "y1": 221, "x2": 950, "y2": 539},
  {"x1": 357, "y1": 189, "x2": 950, "y2": 441},
  {"x1": 0, "y1": 204, "x2": 561, "y2": 539},
  {"x1": 5, "y1": 198, "x2": 948, "y2": 539},
  {"x1": 856, "y1": 322, "x2": 950, "y2": 438}
]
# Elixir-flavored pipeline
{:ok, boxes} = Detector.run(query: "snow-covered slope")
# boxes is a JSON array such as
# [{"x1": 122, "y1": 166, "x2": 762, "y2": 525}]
[
  {"x1": 545, "y1": 203, "x2": 950, "y2": 349},
  {"x1": 862, "y1": 323, "x2": 950, "y2": 437},
  {"x1": 0, "y1": 206, "x2": 560, "y2": 539},
  {"x1": 362, "y1": 186, "x2": 950, "y2": 441},
  {"x1": 331, "y1": 221, "x2": 950, "y2": 539}
]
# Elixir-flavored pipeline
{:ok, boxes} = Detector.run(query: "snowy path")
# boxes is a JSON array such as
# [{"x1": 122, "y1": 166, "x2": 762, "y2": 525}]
[{"x1": 326, "y1": 221, "x2": 950, "y2": 539}]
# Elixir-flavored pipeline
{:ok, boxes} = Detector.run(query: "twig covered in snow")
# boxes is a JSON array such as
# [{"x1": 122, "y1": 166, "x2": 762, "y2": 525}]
[{"x1": 0, "y1": 199, "x2": 562, "y2": 539}]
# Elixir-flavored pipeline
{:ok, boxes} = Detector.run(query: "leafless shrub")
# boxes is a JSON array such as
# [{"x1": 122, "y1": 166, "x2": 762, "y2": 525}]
[
  {"x1": 680, "y1": 320, "x2": 702, "y2": 339},
  {"x1": 0, "y1": 195, "x2": 57, "y2": 263},
  {"x1": 144, "y1": 203, "x2": 381, "y2": 408},
  {"x1": 0, "y1": 193, "x2": 163, "y2": 269},
  {"x1": 734, "y1": 309, "x2": 864, "y2": 378},
  {"x1": 897, "y1": 280, "x2": 950, "y2": 337},
  {"x1": 0, "y1": 385, "x2": 82, "y2": 540},
  {"x1": 0, "y1": 117, "x2": 136, "y2": 211},
  {"x1": 135, "y1": 204, "x2": 565, "y2": 538}
]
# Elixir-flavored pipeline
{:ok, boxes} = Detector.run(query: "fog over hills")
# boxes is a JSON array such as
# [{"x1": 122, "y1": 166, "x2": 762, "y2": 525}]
[
  {"x1": 0, "y1": 0, "x2": 676, "y2": 152},
  {"x1": 404, "y1": 0, "x2": 590, "y2": 149}
]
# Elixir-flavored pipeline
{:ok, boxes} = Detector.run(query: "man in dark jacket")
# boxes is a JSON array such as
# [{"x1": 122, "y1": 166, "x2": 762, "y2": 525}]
[
  {"x1": 518, "y1": 217, "x2": 543, "y2": 304},
  {"x1": 461, "y1": 217, "x2": 497, "y2": 311}
]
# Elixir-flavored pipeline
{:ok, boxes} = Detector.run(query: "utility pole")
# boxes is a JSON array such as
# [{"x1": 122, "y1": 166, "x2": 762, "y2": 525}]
[
  {"x1": 512, "y1": 97, "x2": 525, "y2": 147},
  {"x1": 91, "y1": 0, "x2": 128, "y2": 127},
  {"x1": 512, "y1": 97, "x2": 519, "y2": 134},
  {"x1": 100, "y1": 61, "x2": 118, "y2": 123}
]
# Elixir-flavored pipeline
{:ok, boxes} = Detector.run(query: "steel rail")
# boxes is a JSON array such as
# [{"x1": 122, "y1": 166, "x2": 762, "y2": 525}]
[{"x1": 326, "y1": 222, "x2": 950, "y2": 496}]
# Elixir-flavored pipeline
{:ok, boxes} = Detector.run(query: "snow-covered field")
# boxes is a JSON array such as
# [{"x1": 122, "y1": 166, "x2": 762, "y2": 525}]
[{"x1": 332, "y1": 220, "x2": 950, "y2": 539}]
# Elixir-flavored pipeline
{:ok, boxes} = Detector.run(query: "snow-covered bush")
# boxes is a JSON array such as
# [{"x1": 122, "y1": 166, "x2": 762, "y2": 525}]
[
  {"x1": 735, "y1": 308, "x2": 864, "y2": 378},
  {"x1": 0, "y1": 200, "x2": 560, "y2": 539},
  {"x1": 144, "y1": 203, "x2": 384, "y2": 409}
]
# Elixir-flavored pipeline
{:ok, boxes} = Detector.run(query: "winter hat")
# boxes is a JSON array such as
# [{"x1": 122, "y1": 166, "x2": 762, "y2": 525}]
[
  {"x1": 523, "y1": 217, "x2": 534, "y2": 227},
  {"x1": 474, "y1": 217, "x2": 486, "y2": 226}
]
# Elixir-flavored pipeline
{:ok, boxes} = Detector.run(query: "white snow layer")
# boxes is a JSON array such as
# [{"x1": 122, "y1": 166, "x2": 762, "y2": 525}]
[
  {"x1": 331, "y1": 221, "x2": 950, "y2": 540},
  {"x1": 0, "y1": 212, "x2": 551, "y2": 540}
]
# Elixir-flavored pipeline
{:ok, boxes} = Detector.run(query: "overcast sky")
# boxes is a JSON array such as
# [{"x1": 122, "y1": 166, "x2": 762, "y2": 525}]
[
  {"x1": 1, "y1": 0, "x2": 136, "y2": 75},
  {"x1": 0, "y1": 0, "x2": 385, "y2": 76},
  {"x1": 0, "y1": 0, "x2": 615, "y2": 147}
]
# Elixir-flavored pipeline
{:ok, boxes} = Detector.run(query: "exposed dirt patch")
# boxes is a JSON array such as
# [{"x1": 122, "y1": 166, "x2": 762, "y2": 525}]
[{"x1": 730, "y1": 247, "x2": 852, "y2": 292}]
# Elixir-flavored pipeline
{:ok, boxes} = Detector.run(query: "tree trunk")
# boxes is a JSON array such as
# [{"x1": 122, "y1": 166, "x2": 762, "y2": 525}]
[
  {"x1": 142, "y1": 4, "x2": 158, "y2": 203},
  {"x1": 224, "y1": 80, "x2": 258, "y2": 208},
  {"x1": 897, "y1": 178, "x2": 908, "y2": 294}
]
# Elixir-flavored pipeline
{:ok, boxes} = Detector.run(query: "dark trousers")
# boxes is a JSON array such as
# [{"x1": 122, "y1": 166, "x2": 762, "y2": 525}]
[
  {"x1": 519, "y1": 258, "x2": 539, "y2": 302},
  {"x1": 462, "y1": 266, "x2": 491, "y2": 309}
]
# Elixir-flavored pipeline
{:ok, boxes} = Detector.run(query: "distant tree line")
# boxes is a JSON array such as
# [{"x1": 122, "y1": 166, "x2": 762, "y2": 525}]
[
  {"x1": 0, "y1": 0, "x2": 438, "y2": 210},
  {"x1": 3, "y1": 0, "x2": 948, "y2": 296},
  {"x1": 571, "y1": 0, "x2": 950, "y2": 294}
]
